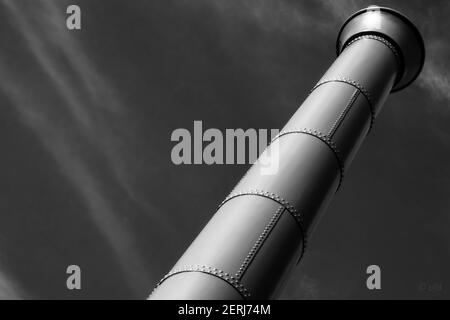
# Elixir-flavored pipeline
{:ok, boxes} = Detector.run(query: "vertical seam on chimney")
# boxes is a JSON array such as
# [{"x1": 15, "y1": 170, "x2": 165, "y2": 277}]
[
  {"x1": 235, "y1": 206, "x2": 285, "y2": 280},
  {"x1": 328, "y1": 89, "x2": 360, "y2": 138},
  {"x1": 311, "y1": 78, "x2": 375, "y2": 131}
]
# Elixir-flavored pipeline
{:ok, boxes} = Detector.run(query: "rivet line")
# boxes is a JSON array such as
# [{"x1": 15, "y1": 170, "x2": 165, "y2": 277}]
[
  {"x1": 271, "y1": 129, "x2": 344, "y2": 190},
  {"x1": 311, "y1": 77, "x2": 375, "y2": 131},
  {"x1": 235, "y1": 206, "x2": 285, "y2": 280},
  {"x1": 151, "y1": 265, "x2": 251, "y2": 299},
  {"x1": 328, "y1": 89, "x2": 360, "y2": 138},
  {"x1": 219, "y1": 189, "x2": 304, "y2": 227}
]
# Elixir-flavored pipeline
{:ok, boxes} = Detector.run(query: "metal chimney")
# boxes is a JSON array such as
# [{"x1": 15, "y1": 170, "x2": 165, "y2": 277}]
[{"x1": 149, "y1": 6, "x2": 425, "y2": 300}]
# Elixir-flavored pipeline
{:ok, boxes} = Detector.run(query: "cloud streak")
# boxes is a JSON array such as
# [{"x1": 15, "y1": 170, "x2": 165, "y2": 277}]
[
  {"x1": 180, "y1": 0, "x2": 338, "y2": 36},
  {"x1": 0, "y1": 0, "x2": 175, "y2": 296},
  {"x1": 0, "y1": 264, "x2": 25, "y2": 299},
  {"x1": 417, "y1": 40, "x2": 450, "y2": 103}
]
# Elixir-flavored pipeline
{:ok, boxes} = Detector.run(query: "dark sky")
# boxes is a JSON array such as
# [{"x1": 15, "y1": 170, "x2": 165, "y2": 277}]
[{"x1": 0, "y1": 0, "x2": 449, "y2": 299}]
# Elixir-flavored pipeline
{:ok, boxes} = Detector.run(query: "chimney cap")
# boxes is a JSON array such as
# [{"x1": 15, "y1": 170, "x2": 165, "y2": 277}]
[{"x1": 336, "y1": 6, "x2": 425, "y2": 92}]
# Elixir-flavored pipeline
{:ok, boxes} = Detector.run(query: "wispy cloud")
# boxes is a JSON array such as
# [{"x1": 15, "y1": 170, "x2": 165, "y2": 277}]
[
  {"x1": 295, "y1": 275, "x2": 320, "y2": 299},
  {"x1": 205, "y1": 0, "x2": 450, "y2": 107},
  {"x1": 417, "y1": 40, "x2": 450, "y2": 103},
  {"x1": 320, "y1": 0, "x2": 362, "y2": 20},
  {"x1": 181, "y1": 0, "x2": 338, "y2": 35},
  {"x1": 0, "y1": 266, "x2": 25, "y2": 299},
  {"x1": 419, "y1": 64, "x2": 450, "y2": 102},
  {"x1": 0, "y1": 0, "x2": 177, "y2": 296}
]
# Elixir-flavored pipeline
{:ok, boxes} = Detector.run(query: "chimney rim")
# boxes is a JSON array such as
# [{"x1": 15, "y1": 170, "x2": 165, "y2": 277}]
[{"x1": 336, "y1": 6, "x2": 425, "y2": 92}]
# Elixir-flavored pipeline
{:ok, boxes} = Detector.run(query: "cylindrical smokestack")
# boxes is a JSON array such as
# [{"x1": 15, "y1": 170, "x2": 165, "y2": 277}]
[{"x1": 149, "y1": 6, "x2": 425, "y2": 300}]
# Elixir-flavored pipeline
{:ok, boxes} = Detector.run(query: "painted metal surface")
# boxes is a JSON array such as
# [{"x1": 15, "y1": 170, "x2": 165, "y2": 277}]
[{"x1": 149, "y1": 6, "x2": 425, "y2": 300}]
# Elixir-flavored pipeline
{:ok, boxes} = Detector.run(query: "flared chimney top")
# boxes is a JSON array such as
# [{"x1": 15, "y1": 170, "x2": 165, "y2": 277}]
[{"x1": 336, "y1": 6, "x2": 425, "y2": 92}]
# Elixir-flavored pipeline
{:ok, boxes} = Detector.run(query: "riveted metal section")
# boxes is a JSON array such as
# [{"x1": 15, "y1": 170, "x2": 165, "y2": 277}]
[
  {"x1": 218, "y1": 190, "x2": 308, "y2": 264},
  {"x1": 236, "y1": 206, "x2": 285, "y2": 280},
  {"x1": 311, "y1": 77, "x2": 375, "y2": 131},
  {"x1": 219, "y1": 189, "x2": 303, "y2": 227},
  {"x1": 343, "y1": 35, "x2": 402, "y2": 76},
  {"x1": 152, "y1": 265, "x2": 251, "y2": 299},
  {"x1": 271, "y1": 129, "x2": 345, "y2": 190},
  {"x1": 328, "y1": 89, "x2": 360, "y2": 138}
]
